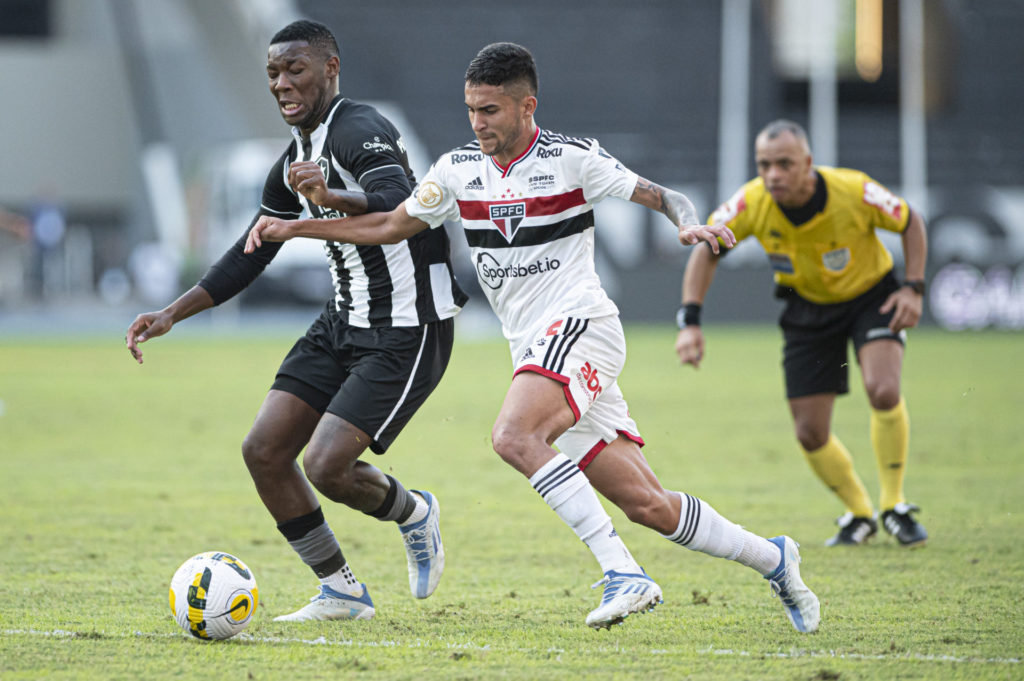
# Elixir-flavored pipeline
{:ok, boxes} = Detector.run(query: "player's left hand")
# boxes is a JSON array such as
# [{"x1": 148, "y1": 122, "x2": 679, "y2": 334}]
[
  {"x1": 678, "y1": 222, "x2": 736, "y2": 254},
  {"x1": 245, "y1": 216, "x2": 297, "y2": 253},
  {"x1": 880, "y1": 286, "x2": 923, "y2": 332},
  {"x1": 288, "y1": 161, "x2": 333, "y2": 206}
]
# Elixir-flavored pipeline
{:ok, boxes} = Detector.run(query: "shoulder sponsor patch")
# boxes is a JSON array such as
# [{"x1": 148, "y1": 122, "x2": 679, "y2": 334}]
[
  {"x1": 862, "y1": 180, "x2": 902, "y2": 220},
  {"x1": 417, "y1": 181, "x2": 443, "y2": 208},
  {"x1": 768, "y1": 252, "x2": 795, "y2": 274}
]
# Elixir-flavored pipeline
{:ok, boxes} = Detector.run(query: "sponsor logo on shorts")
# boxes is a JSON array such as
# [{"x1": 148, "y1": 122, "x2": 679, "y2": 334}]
[
  {"x1": 475, "y1": 252, "x2": 560, "y2": 290},
  {"x1": 866, "y1": 327, "x2": 907, "y2": 341},
  {"x1": 576, "y1": 361, "x2": 603, "y2": 401}
]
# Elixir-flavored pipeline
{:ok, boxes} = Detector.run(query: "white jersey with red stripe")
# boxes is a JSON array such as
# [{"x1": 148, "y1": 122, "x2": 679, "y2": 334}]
[{"x1": 405, "y1": 127, "x2": 639, "y2": 352}]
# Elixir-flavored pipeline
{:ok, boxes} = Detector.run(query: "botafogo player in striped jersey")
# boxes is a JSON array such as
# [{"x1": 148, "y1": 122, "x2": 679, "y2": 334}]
[
  {"x1": 246, "y1": 42, "x2": 820, "y2": 633},
  {"x1": 126, "y1": 20, "x2": 466, "y2": 622}
]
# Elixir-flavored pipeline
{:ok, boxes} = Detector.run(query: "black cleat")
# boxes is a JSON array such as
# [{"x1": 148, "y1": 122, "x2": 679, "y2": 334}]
[
  {"x1": 825, "y1": 512, "x2": 878, "y2": 546},
  {"x1": 881, "y1": 503, "x2": 928, "y2": 547}
]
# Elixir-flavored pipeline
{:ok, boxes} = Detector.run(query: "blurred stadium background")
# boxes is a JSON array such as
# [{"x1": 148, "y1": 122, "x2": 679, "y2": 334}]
[{"x1": 1, "y1": 0, "x2": 1022, "y2": 332}]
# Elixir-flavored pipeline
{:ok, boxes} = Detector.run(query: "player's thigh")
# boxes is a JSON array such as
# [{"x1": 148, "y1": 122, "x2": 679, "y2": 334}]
[
  {"x1": 245, "y1": 389, "x2": 323, "y2": 464},
  {"x1": 494, "y1": 370, "x2": 576, "y2": 448},
  {"x1": 327, "y1": 319, "x2": 455, "y2": 455},
  {"x1": 781, "y1": 304, "x2": 850, "y2": 399},
  {"x1": 856, "y1": 339, "x2": 904, "y2": 407}
]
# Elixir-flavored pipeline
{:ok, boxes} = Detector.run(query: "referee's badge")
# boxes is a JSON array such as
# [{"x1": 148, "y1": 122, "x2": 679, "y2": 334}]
[
  {"x1": 822, "y1": 247, "x2": 850, "y2": 272},
  {"x1": 417, "y1": 181, "x2": 443, "y2": 208}
]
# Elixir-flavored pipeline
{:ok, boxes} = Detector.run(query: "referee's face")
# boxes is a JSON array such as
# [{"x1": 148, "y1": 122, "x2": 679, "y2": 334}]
[
  {"x1": 267, "y1": 41, "x2": 339, "y2": 133},
  {"x1": 465, "y1": 82, "x2": 537, "y2": 165},
  {"x1": 755, "y1": 131, "x2": 814, "y2": 209}
]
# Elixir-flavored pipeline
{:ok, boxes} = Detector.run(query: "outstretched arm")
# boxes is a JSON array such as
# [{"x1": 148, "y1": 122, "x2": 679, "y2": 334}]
[
  {"x1": 245, "y1": 202, "x2": 430, "y2": 252},
  {"x1": 125, "y1": 285, "x2": 215, "y2": 364},
  {"x1": 630, "y1": 177, "x2": 736, "y2": 253}
]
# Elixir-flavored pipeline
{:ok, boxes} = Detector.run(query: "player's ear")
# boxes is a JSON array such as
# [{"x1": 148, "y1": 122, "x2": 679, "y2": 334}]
[
  {"x1": 325, "y1": 54, "x2": 340, "y2": 79},
  {"x1": 523, "y1": 95, "x2": 537, "y2": 117}
]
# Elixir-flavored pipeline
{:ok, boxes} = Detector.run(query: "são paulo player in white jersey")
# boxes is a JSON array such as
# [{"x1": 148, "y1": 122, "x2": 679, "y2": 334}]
[{"x1": 247, "y1": 41, "x2": 820, "y2": 633}]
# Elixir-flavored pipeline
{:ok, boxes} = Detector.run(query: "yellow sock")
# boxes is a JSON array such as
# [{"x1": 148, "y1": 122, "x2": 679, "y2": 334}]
[
  {"x1": 802, "y1": 434, "x2": 874, "y2": 517},
  {"x1": 871, "y1": 397, "x2": 909, "y2": 511}
]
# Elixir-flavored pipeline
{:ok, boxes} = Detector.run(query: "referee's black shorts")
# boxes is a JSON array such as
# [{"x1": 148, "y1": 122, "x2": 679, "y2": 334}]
[
  {"x1": 272, "y1": 304, "x2": 455, "y2": 454},
  {"x1": 780, "y1": 270, "x2": 905, "y2": 399}
]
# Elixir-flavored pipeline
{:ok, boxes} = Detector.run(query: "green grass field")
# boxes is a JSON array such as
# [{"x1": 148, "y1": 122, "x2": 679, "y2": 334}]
[{"x1": 1, "y1": 323, "x2": 1021, "y2": 680}]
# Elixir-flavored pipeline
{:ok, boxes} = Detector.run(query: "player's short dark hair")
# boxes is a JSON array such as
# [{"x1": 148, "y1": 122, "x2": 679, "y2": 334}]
[
  {"x1": 270, "y1": 20, "x2": 339, "y2": 60},
  {"x1": 759, "y1": 119, "x2": 809, "y2": 144},
  {"x1": 465, "y1": 42, "x2": 538, "y2": 96}
]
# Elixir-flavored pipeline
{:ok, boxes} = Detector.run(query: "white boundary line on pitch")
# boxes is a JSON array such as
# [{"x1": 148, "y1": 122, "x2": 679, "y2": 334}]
[{"x1": 3, "y1": 629, "x2": 1020, "y2": 665}]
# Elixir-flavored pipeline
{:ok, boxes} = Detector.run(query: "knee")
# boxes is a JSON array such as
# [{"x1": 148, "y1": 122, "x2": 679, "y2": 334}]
[
  {"x1": 491, "y1": 421, "x2": 527, "y2": 467},
  {"x1": 241, "y1": 430, "x2": 277, "y2": 476},
  {"x1": 865, "y1": 379, "x2": 901, "y2": 410},
  {"x1": 794, "y1": 423, "x2": 829, "y2": 452},
  {"x1": 301, "y1": 446, "x2": 353, "y2": 500}
]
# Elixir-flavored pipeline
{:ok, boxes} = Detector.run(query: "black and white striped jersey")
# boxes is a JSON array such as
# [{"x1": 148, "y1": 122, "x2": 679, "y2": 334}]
[
  {"x1": 405, "y1": 127, "x2": 638, "y2": 351},
  {"x1": 260, "y1": 96, "x2": 466, "y2": 327}
]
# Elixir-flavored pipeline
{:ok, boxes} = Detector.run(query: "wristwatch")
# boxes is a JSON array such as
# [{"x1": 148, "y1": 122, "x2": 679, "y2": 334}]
[{"x1": 902, "y1": 279, "x2": 926, "y2": 295}]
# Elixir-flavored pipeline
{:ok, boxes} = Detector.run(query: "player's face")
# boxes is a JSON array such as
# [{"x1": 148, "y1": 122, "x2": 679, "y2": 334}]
[
  {"x1": 267, "y1": 41, "x2": 339, "y2": 133},
  {"x1": 755, "y1": 131, "x2": 814, "y2": 208},
  {"x1": 465, "y1": 82, "x2": 537, "y2": 163}
]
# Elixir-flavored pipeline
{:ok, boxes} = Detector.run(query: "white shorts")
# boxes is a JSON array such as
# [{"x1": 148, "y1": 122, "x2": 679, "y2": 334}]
[{"x1": 511, "y1": 314, "x2": 643, "y2": 469}]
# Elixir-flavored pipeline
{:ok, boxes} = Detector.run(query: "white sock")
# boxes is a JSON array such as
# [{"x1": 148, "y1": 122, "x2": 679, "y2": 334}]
[
  {"x1": 663, "y1": 492, "x2": 781, "y2": 575},
  {"x1": 403, "y1": 492, "x2": 429, "y2": 525},
  {"x1": 320, "y1": 563, "x2": 363, "y2": 596},
  {"x1": 530, "y1": 454, "x2": 640, "y2": 575}
]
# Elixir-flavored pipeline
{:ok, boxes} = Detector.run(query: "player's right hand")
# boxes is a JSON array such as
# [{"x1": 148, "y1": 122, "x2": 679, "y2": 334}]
[
  {"x1": 125, "y1": 312, "x2": 172, "y2": 364},
  {"x1": 288, "y1": 161, "x2": 331, "y2": 205},
  {"x1": 675, "y1": 326, "x2": 705, "y2": 369},
  {"x1": 245, "y1": 216, "x2": 296, "y2": 253}
]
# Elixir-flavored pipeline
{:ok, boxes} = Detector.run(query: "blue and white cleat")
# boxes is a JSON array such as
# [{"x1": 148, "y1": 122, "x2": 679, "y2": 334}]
[
  {"x1": 399, "y1": 490, "x2": 444, "y2": 598},
  {"x1": 764, "y1": 536, "x2": 820, "y2": 633},
  {"x1": 273, "y1": 584, "x2": 375, "y2": 622},
  {"x1": 585, "y1": 569, "x2": 663, "y2": 629}
]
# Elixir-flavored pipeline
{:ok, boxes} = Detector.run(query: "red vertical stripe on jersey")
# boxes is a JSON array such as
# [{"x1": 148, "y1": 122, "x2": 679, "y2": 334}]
[{"x1": 457, "y1": 188, "x2": 586, "y2": 220}]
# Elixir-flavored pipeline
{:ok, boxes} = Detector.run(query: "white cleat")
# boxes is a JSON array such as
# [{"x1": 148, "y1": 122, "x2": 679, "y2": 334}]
[
  {"x1": 585, "y1": 569, "x2": 663, "y2": 629},
  {"x1": 272, "y1": 584, "x2": 375, "y2": 622},
  {"x1": 399, "y1": 490, "x2": 444, "y2": 598},
  {"x1": 765, "y1": 536, "x2": 820, "y2": 633}
]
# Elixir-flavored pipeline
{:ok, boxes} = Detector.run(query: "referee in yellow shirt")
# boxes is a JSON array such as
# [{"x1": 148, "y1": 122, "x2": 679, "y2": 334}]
[{"x1": 676, "y1": 120, "x2": 928, "y2": 547}]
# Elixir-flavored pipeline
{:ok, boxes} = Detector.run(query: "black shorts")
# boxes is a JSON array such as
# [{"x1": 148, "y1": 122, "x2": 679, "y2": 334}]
[
  {"x1": 272, "y1": 304, "x2": 455, "y2": 454},
  {"x1": 780, "y1": 271, "x2": 905, "y2": 399}
]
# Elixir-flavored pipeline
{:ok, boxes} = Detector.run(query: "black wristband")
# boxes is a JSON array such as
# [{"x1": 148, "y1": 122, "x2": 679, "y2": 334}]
[
  {"x1": 902, "y1": 279, "x2": 926, "y2": 296},
  {"x1": 676, "y1": 303, "x2": 702, "y2": 329}
]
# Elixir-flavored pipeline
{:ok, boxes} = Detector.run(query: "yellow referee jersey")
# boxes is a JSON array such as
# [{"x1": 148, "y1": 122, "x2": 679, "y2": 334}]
[{"x1": 708, "y1": 167, "x2": 910, "y2": 304}]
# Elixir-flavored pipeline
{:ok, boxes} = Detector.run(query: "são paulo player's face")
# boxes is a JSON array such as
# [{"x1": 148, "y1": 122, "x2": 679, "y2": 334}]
[
  {"x1": 267, "y1": 41, "x2": 339, "y2": 134},
  {"x1": 755, "y1": 130, "x2": 815, "y2": 208},
  {"x1": 465, "y1": 81, "x2": 537, "y2": 164}
]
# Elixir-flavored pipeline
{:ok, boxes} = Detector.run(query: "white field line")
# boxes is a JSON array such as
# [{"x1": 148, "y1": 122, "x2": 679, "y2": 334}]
[{"x1": 2, "y1": 629, "x2": 1021, "y2": 665}]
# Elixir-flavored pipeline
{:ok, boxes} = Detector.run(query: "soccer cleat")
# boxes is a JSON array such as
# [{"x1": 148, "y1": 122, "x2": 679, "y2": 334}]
[
  {"x1": 765, "y1": 536, "x2": 820, "y2": 633},
  {"x1": 824, "y1": 512, "x2": 878, "y2": 546},
  {"x1": 399, "y1": 490, "x2": 444, "y2": 598},
  {"x1": 585, "y1": 569, "x2": 663, "y2": 630},
  {"x1": 272, "y1": 584, "x2": 375, "y2": 622},
  {"x1": 881, "y1": 502, "x2": 928, "y2": 547}
]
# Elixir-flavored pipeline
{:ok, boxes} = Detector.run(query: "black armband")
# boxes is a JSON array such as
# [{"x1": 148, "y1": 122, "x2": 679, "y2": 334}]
[
  {"x1": 676, "y1": 303, "x2": 702, "y2": 329},
  {"x1": 901, "y1": 279, "x2": 926, "y2": 296}
]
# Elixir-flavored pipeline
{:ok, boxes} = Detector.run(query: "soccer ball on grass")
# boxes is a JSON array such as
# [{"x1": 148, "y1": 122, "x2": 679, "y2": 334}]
[{"x1": 169, "y1": 551, "x2": 258, "y2": 640}]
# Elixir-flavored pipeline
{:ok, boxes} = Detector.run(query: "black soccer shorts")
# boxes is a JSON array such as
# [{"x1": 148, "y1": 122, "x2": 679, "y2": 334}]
[
  {"x1": 779, "y1": 270, "x2": 904, "y2": 399},
  {"x1": 272, "y1": 304, "x2": 455, "y2": 454}
]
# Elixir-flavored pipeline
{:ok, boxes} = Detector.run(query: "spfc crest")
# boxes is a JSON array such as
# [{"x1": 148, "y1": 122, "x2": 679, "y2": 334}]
[{"x1": 489, "y1": 202, "x2": 526, "y2": 241}]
